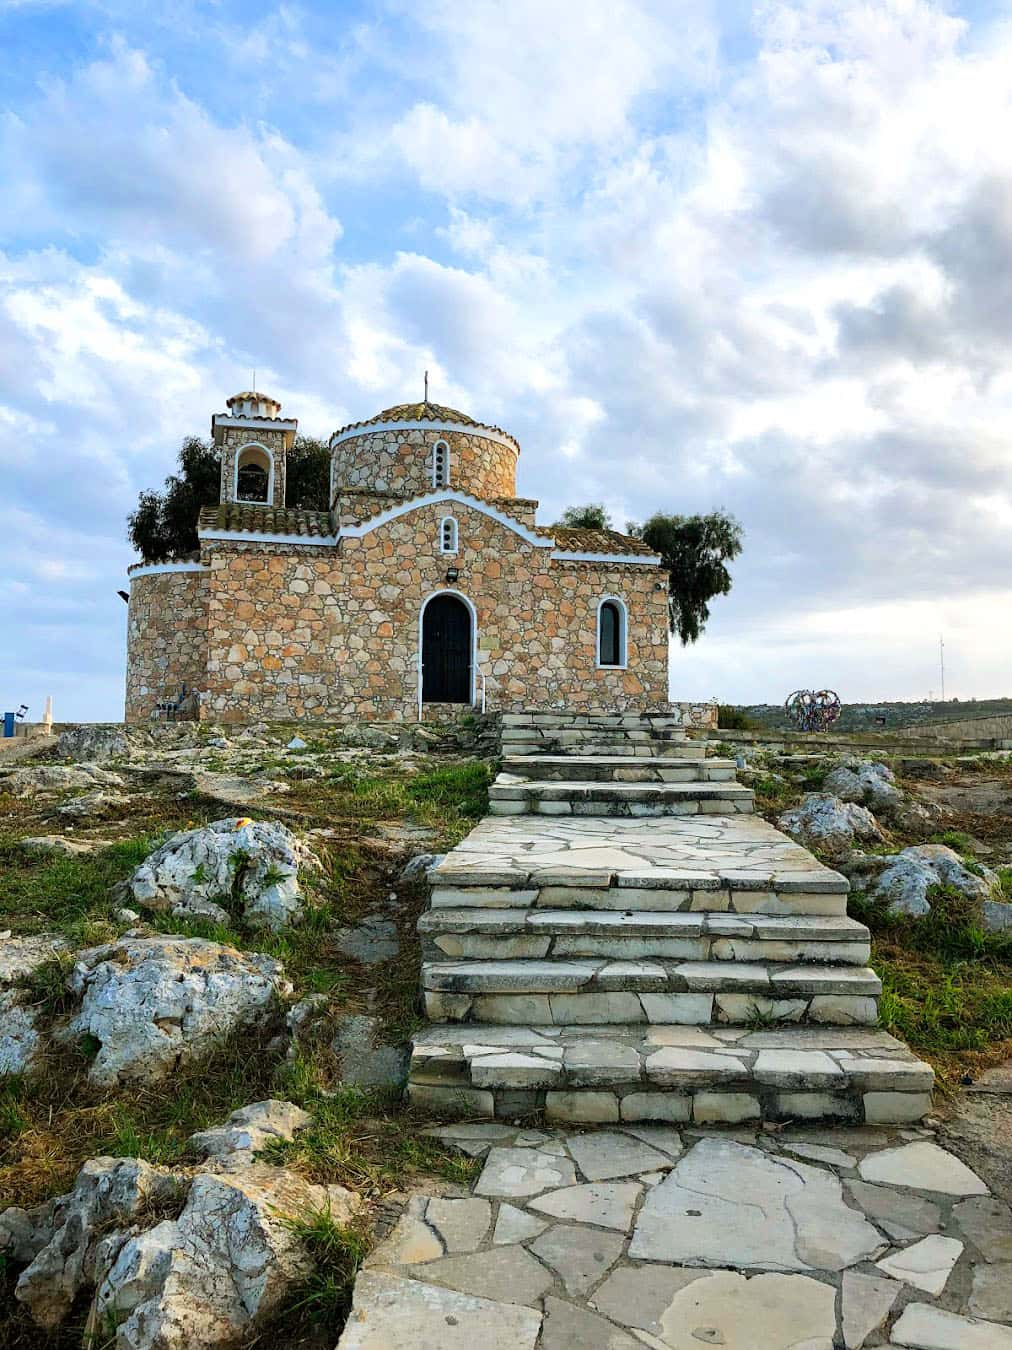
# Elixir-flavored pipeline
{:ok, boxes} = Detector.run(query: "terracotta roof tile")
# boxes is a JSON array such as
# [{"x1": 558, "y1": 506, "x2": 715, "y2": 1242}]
[
  {"x1": 332, "y1": 402, "x2": 518, "y2": 448},
  {"x1": 198, "y1": 505, "x2": 334, "y2": 538},
  {"x1": 551, "y1": 526, "x2": 656, "y2": 556}
]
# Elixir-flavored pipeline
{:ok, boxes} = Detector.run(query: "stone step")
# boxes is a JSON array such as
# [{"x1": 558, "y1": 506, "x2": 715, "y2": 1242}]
[
  {"x1": 500, "y1": 729, "x2": 695, "y2": 758},
  {"x1": 488, "y1": 778, "x2": 754, "y2": 817},
  {"x1": 431, "y1": 814, "x2": 850, "y2": 916},
  {"x1": 407, "y1": 1023, "x2": 934, "y2": 1125},
  {"x1": 501, "y1": 755, "x2": 732, "y2": 782},
  {"x1": 421, "y1": 958, "x2": 880, "y2": 1025},
  {"x1": 419, "y1": 908, "x2": 871, "y2": 964},
  {"x1": 501, "y1": 712, "x2": 686, "y2": 729}
]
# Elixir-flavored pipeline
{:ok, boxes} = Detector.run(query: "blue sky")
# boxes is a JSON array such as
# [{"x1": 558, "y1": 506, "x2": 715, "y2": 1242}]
[{"x1": 2, "y1": 0, "x2": 1012, "y2": 721}]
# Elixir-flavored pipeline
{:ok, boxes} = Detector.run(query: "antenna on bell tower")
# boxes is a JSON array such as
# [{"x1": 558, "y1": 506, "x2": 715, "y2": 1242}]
[{"x1": 424, "y1": 370, "x2": 429, "y2": 404}]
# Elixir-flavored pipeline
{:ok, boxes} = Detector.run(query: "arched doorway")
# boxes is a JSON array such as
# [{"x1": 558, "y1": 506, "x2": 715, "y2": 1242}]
[{"x1": 421, "y1": 593, "x2": 473, "y2": 704}]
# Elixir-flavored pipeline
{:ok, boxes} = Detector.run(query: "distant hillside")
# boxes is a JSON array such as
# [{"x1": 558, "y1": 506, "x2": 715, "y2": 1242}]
[{"x1": 735, "y1": 697, "x2": 1012, "y2": 733}]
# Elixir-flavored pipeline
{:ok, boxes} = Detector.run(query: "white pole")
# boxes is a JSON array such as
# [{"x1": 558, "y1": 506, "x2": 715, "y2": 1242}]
[
  {"x1": 939, "y1": 636, "x2": 945, "y2": 703},
  {"x1": 43, "y1": 695, "x2": 53, "y2": 733}
]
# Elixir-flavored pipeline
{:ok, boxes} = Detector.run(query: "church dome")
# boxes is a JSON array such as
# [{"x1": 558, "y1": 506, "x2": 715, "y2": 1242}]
[
  {"x1": 329, "y1": 400, "x2": 519, "y2": 502},
  {"x1": 331, "y1": 401, "x2": 517, "y2": 448}
]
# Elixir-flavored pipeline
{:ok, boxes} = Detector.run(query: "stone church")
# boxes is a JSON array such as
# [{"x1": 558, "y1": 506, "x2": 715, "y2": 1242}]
[{"x1": 125, "y1": 392, "x2": 672, "y2": 723}]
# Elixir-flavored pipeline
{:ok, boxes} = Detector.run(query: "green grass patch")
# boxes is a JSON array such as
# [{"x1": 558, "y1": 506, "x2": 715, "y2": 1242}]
[
  {"x1": 856, "y1": 883, "x2": 1012, "y2": 1076},
  {"x1": 0, "y1": 834, "x2": 161, "y2": 939},
  {"x1": 750, "y1": 774, "x2": 794, "y2": 814},
  {"x1": 278, "y1": 1205, "x2": 370, "y2": 1331},
  {"x1": 264, "y1": 1078, "x2": 480, "y2": 1193},
  {"x1": 929, "y1": 829, "x2": 979, "y2": 857}
]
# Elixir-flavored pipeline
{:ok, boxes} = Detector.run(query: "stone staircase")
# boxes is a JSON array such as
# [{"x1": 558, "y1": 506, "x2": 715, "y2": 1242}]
[{"x1": 408, "y1": 711, "x2": 934, "y2": 1126}]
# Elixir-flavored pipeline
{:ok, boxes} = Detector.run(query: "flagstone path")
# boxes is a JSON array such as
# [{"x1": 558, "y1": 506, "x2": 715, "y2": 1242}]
[
  {"x1": 338, "y1": 1122, "x2": 1012, "y2": 1348},
  {"x1": 337, "y1": 712, "x2": 977, "y2": 1346}
]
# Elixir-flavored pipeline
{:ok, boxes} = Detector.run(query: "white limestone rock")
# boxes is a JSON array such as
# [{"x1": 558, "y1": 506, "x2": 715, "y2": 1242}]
[
  {"x1": 128, "y1": 817, "x2": 321, "y2": 931},
  {"x1": 6, "y1": 764, "x2": 124, "y2": 796},
  {"x1": 89, "y1": 1164, "x2": 357, "y2": 1350},
  {"x1": 824, "y1": 759, "x2": 903, "y2": 815},
  {"x1": 7, "y1": 1156, "x2": 184, "y2": 1329},
  {"x1": 58, "y1": 790, "x2": 129, "y2": 819},
  {"x1": 0, "y1": 990, "x2": 42, "y2": 1075},
  {"x1": 854, "y1": 844, "x2": 997, "y2": 921},
  {"x1": 0, "y1": 935, "x2": 65, "y2": 1076},
  {"x1": 18, "y1": 834, "x2": 98, "y2": 856},
  {"x1": 187, "y1": 1100, "x2": 312, "y2": 1159},
  {"x1": 57, "y1": 725, "x2": 130, "y2": 761},
  {"x1": 777, "y1": 794, "x2": 885, "y2": 859},
  {"x1": 62, "y1": 937, "x2": 289, "y2": 1086}
]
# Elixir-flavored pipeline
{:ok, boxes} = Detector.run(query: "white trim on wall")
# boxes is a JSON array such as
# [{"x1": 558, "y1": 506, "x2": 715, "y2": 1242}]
[
  {"x1": 417, "y1": 589, "x2": 478, "y2": 720},
  {"x1": 198, "y1": 529, "x2": 338, "y2": 546},
  {"x1": 329, "y1": 418, "x2": 519, "y2": 454},
  {"x1": 212, "y1": 414, "x2": 297, "y2": 434},
  {"x1": 339, "y1": 490, "x2": 553, "y2": 548},
  {"x1": 128, "y1": 561, "x2": 209, "y2": 581},
  {"x1": 232, "y1": 442, "x2": 276, "y2": 505},
  {"x1": 552, "y1": 550, "x2": 661, "y2": 565},
  {"x1": 596, "y1": 594, "x2": 628, "y2": 670}
]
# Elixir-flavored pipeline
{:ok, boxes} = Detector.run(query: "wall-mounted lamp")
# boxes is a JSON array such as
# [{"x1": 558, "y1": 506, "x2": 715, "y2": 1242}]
[
  {"x1": 117, "y1": 590, "x2": 130, "y2": 604},
  {"x1": 445, "y1": 567, "x2": 459, "y2": 584}
]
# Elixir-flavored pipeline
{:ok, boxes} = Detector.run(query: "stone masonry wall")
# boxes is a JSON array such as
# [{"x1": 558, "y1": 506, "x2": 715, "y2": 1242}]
[
  {"x1": 331, "y1": 427, "x2": 517, "y2": 502},
  {"x1": 199, "y1": 501, "x2": 670, "y2": 722},
  {"x1": 125, "y1": 571, "x2": 208, "y2": 722}
]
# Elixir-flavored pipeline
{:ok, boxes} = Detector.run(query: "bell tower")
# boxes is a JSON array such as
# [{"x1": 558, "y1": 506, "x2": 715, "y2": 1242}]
[{"x1": 212, "y1": 391, "x2": 297, "y2": 507}]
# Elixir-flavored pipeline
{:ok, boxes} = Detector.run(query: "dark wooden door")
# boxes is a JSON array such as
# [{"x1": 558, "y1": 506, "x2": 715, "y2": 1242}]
[{"x1": 422, "y1": 594, "x2": 471, "y2": 703}]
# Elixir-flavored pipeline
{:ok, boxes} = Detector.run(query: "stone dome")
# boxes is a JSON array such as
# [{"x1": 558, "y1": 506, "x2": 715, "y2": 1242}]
[
  {"x1": 330, "y1": 401, "x2": 517, "y2": 449},
  {"x1": 329, "y1": 400, "x2": 520, "y2": 501}
]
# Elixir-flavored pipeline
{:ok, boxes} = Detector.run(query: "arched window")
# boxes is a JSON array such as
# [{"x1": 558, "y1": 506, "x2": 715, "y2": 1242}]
[
  {"x1": 234, "y1": 444, "x2": 273, "y2": 504},
  {"x1": 432, "y1": 439, "x2": 450, "y2": 488},
  {"x1": 439, "y1": 517, "x2": 459, "y2": 554},
  {"x1": 597, "y1": 597, "x2": 627, "y2": 668}
]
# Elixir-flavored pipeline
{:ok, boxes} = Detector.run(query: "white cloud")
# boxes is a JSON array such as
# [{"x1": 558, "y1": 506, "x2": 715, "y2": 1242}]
[{"x1": 2, "y1": 0, "x2": 1012, "y2": 719}]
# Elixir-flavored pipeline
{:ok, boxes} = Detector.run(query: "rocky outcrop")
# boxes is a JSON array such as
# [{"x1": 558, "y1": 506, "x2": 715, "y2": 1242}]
[
  {"x1": 4, "y1": 764, "x2": 125, "y2": 796},
  {"x1": 61, "y1": 937, "x2": 289, "y2": 1086},
  {"x1": 56, "y1": 725, "x2": 130, "y2": 762},
  {"x1": 777, "y1": 793, "x2": 886, "y2": 858},
  {"x1": 823, "y1": 759, "x2": 903, "y2": 815},
  {"x1": 0, "y1": 935, "x2": 65, "y2": 1076},
  {"x1": 4, "y1": 1157, "x2": 183, "y2": 1328},
  {"x1": 58, "y1": 789, "x2": 130, "y2": 819},
  {"x1": 187, "y1": 1100, "x2": 313, "y2": 1160},
  {"x1": 845, "y1": 844, "x2": 1002, "y2": 923},
  {"x1": 2, "y1": 1118, "x2": 359, "y2": 1349},
  {"x1": 128, "y1": 819, "x2": 320, "y2": 930}
]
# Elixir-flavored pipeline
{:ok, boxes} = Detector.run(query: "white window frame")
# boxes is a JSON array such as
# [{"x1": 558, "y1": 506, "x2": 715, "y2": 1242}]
[
  {"x1": 596, "y1": 595, "x2": 628, "y2": 669},
  {"x1": 431, "y1": 438, "x2": 450, "y2": 488},
  {"x1": 439, "y1": 516, "x2": 459, "y2": 554},
  {"x1": 232, "y1": 442, "x2": 275, "y2": 504}
]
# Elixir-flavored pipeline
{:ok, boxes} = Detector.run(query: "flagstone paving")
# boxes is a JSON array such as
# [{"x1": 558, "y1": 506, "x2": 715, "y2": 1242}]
[{"x1": 338, "y1": 1123, "x2": 1012, "y2": 1348}]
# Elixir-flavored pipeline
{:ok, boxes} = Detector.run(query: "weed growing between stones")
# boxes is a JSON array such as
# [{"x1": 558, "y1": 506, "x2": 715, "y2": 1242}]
[{"x1": 276, "y1": 1205, "x2": 371, "y2": 1336}]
